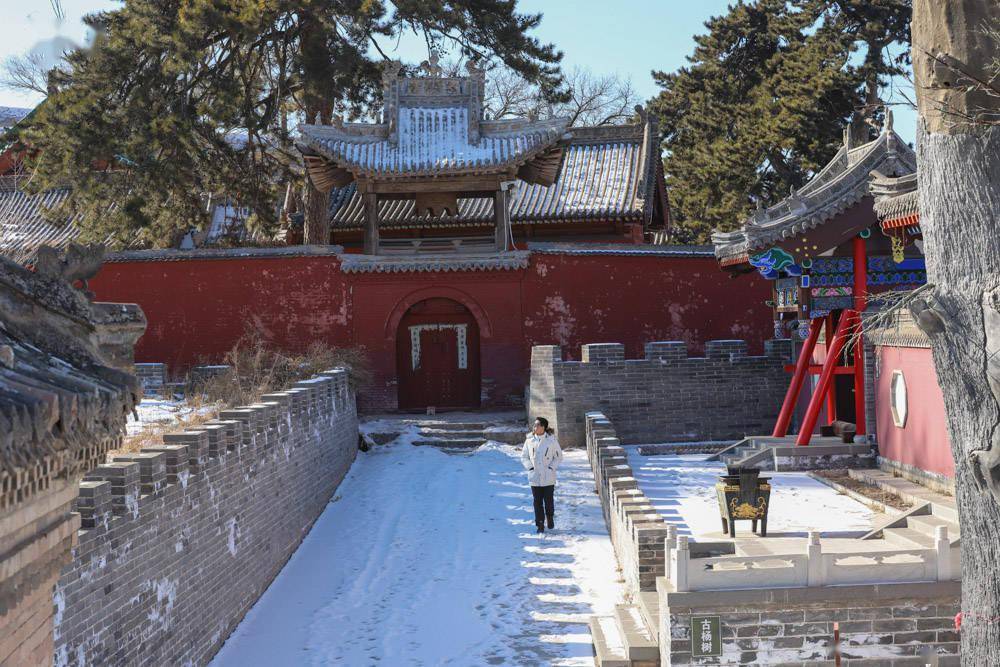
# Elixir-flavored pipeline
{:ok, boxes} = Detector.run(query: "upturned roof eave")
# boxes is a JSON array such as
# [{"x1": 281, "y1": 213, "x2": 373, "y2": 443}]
[{"x1": 712, "y1": 129, "x2": 916, "y2": 262}]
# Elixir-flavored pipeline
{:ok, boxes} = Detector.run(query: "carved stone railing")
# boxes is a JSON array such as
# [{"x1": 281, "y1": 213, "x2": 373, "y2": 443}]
[{"x1": 667, "y1": 527, "x2": 954, "y2": 593}]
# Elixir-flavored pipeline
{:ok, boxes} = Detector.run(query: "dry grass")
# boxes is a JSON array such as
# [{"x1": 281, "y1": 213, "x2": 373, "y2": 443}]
[
  {"x1": 814, "y1": 469, "x2": 913, "y2": 511},
  {"x1": 110, "y1": 335, "x2": 370, "y2": 460},
  {"x1": 198, "y1": 334, "x2": 371, "y2": 406}
]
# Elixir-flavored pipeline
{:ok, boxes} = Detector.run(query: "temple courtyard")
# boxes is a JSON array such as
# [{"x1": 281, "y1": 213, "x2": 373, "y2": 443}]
[
  {"x1": 204, "y1": 418, "x2": 895, "y2": 666},
  {"x1": 209, "y1": 425, "x2": 622, "y2": 666}
]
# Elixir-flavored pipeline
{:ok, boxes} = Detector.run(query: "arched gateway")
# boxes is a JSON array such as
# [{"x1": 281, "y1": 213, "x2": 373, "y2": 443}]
[{"x1": 396, "y1": 298, "x2": 481, "y2": 410}]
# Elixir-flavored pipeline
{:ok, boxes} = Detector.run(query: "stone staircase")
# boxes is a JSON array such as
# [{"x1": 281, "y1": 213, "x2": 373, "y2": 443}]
[
  {"x1": 362, "y1": 412, "x2": 526, "y2": 450},
  {"x1": 854, "y1": 469, "x2": 961, "y2": 550},
  {"x1": 412, "y1": 422, "x2": 505, "y2": 449},
  {"x1": 590, "y1": 599, "x2": 659, "y2": 667},
  {"x1": 708, "y1": 435, "x2": 873, "y2": 471}
]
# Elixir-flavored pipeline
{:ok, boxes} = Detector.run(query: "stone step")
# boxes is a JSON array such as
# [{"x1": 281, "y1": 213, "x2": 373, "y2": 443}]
[
  {"x1": 588, "y1": 615, "x2": 629, "y2": 667},
  {"x1": 849, "y1": 469, "x2": 945, "y2": 506},
  {"x1": 930, "y1": 501, "x2": 959, "y2": 524},
  {"x1": 907, "y1": 513, "x2": 961, "y2": 542},
  {"x1": 416, "y1": 422, "x2": 487, "y2": 431},
  {"x1": 484, "y1": 426, "x2": 527, "y2": 445},
  {"x1": 417, "y1": 428, "x2": 486, "y2": 438},
  {"x1": 882, "y1": 526, "x2": 935, "y2": 548},
  {"x1": 411, "y1": 438, "x2": 485, "y2": 449},
  {"x1": 614, "y1": 604, "x2": 659, "y2": 663},
  {"x1": 637, "y1": 591, "x2": 660, "y2": 644},
  {"x1": 706, "y1": 436, "x2": 755, "y2": 462}
]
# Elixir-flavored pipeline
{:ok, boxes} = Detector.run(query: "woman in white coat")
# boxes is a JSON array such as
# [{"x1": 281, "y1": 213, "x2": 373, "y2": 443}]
[{"x1": 521, "y1": 417, "x2": 563, "y2": 533}]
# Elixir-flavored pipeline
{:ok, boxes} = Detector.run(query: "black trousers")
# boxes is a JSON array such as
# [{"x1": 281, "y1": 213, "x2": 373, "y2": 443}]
[{"x1": 531, "y1": 485, "x2": 555, "y2": 527}]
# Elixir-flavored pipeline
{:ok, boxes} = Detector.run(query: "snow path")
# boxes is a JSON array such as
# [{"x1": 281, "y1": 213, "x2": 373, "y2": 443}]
[{"x1": 211, "y1": 442, "x2": 622, "y2": 666}]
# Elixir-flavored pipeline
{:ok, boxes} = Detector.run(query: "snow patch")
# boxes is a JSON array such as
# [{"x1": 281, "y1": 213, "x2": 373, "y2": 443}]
[
  {"x1": 226, "y1": 518, "x2": 240, "y2": 556},
  {"x1": 627, "y1": 451, "x2": 875, "y2": 536},
  {"x1": 125, "y1": 490, "x2": 140, "y2": 519},
  {"x1": 53, "y1": 589, "x2": 65, "y2": 638},
  {"x1": 146, "y1": 578, "x2": 178, "y2": 630}
]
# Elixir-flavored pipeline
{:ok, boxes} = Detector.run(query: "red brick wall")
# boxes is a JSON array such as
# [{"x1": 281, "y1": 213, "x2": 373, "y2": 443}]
[{"x1": 90, "y1": 251, "x2": 773, "y2": 411}]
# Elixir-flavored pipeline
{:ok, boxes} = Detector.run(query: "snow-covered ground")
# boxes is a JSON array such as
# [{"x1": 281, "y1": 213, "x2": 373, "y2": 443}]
[
  {"x1": 211, "y1": 440, "x2": 622, "y2": 666},
  {"x1": 125, "y1": 398, "x2": 216, "y2": 436},
  {"x1": 627, "y1": 450, "x2": 877, "y2": 538}
]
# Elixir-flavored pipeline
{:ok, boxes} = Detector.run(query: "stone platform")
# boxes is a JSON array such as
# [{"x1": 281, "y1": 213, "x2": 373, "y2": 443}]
[{"x1": 709, "y1": 435, "x2": 874, "y2": 471}]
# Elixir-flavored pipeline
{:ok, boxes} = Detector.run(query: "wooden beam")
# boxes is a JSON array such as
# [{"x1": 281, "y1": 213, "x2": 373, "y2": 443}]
[
  {"x1": 368, "y1": 176, "x2": 505, "y2": 195},
  {"x1": 363, "y1": 193, "x2": 379, "y2": 255},
  {"x1": 494, "y1": 188, "x2": 510, "y2": 252}
]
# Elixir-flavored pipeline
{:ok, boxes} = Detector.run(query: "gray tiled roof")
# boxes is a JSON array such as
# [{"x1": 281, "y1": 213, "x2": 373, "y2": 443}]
[
  {"x1": 0, "y1": 179, "x2": 77, "y2": 264},
  {"x1": 712, "y1": 127, "x2": 917, "y2": 263},
  {"x1": 299, "y1": 112, "x2": 569, "y2": 178},
  {"x1": 0, "y1": 255, "x2": 140, "y2": 484},
  {"x1": 871, "y1": 172, "x2": 919, "y2": 221},
  {"x1": 326, "y1": 124, "x2": 658, "y2": 229},
  {"x1": 863, "y1": 306, "x2": 930, "y2": 349}
]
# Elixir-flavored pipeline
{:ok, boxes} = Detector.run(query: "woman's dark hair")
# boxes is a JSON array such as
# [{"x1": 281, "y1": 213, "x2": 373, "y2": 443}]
[{"x1": 534, "y1": 417, "x2": 554, "y2": 435}]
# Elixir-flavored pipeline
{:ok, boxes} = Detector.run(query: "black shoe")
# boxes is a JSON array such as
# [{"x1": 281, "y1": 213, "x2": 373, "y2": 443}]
[
  {"x1": 547, "y1": 518, "x2": 555, "y2": 530},
  {"x1": 536, "y1": 524, "x2": 545, "y2": 533}
]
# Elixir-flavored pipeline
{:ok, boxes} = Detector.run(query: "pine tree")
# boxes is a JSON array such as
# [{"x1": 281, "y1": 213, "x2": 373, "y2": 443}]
[
  {"x1": 649, "y1": 0, "x2": 911, "y2": 243},
  {"x1": 22, "y1": 1, "x2": 564, "y2": 248}
]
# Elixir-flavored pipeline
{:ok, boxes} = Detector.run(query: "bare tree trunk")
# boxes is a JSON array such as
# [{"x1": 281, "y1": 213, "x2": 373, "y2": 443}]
[
  {"x1": 303, "y1": 182, "x2": 329, "y2": 245},
  {"x1": 913, "y1": 1, "x2": 1000, "y2": 662}
]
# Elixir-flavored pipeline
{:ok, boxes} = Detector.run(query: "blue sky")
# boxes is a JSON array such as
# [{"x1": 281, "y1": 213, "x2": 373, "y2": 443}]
[{"x1": 0, "y1": 0, "x2": 915, "y2": 143}]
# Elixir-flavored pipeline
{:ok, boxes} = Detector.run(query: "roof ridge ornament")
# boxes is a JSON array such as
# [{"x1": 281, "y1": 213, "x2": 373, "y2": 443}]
[{"x1": 419, "y1": 53, "x2": 443, "y2": 78}]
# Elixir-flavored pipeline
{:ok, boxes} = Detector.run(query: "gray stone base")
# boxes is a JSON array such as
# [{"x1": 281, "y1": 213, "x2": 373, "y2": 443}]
[{"x1": 660, "y1": 579, "x2": 961, "y2": 666}]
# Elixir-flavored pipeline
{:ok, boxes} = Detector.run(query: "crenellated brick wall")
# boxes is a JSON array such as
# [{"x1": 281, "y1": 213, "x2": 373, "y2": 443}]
[
  {"x1": 52, "y1": 369, "x2": 358, "y2": 666},
  {"x1": 530, "y1": 339, "x2": 793, "y2": 448},
  {"x1": 585, "y1": 413, "x2": 668, "y2": 594}
]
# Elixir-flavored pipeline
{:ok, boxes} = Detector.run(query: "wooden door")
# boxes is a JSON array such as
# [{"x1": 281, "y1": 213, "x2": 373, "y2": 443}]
[{"x1": 397, "y1": 299, "x2": 481, "y2": 410}]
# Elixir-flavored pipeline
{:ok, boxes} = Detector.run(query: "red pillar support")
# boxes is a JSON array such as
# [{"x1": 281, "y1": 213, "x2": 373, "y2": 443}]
[
  {"x1": 825, "y1": 312, "x2": 837, "y2": 425},
  {"x1": 772, "y1": 317, "x2": 824, "y2": 438},
  {"x1": 796, "y1": 311, "x2": 855, "y2": 446},
  {"x1": 853, "y1": 235, "x2": 868, "y2": 436}
]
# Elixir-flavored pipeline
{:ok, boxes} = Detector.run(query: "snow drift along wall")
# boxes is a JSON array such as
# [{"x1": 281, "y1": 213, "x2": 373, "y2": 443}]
[
  {"x1": 52, "y1": 370, "x2": 358, "y2": 666},
  {"x1": 529, "y1": 340, "x2": 793, "y2": 448}
]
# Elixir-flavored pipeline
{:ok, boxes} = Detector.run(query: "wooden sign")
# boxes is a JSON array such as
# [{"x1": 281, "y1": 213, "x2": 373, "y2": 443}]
[{"x1": 691, "y1": 615, "x2": 722, "y2": 657}]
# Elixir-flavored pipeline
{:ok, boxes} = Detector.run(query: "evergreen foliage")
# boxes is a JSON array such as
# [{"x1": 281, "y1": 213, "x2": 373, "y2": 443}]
[
  {"x1": 22, "y1": 1, "x2": 563, "y2": 247},
  {"x1": 650, "y1": 0, "x2": 911, "y2": 243}
]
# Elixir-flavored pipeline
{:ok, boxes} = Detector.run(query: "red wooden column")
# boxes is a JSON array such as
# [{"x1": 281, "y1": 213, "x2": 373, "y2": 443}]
[
  {"x1": 796, "y1": 311, "x2": 855, "y2": 446},
  {"x1": 772, "y1": 317, "x2": 824, "y2": 438},
  {"x1": 825, "y1": 312, "x2": 837, "y2": 424},
  {"x1": 852, "y1": 235, "x2": 868, "y2": 435}
]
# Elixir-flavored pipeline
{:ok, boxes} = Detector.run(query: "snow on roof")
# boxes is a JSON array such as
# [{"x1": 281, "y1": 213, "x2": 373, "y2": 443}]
[
  {"x1": 299, "y1": 108, "x2": 569, "y2": 178},
  {"x1": 324, "y1": 124, "x2": 658, "y2": 229},
  {"x1": 297, "y1": 59, "x2": 574, "y2": 183}
]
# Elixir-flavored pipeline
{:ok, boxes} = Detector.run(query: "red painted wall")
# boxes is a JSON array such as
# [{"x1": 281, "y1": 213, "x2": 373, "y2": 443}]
[
  {"x1": 523, "y1": 254, "x2": 769, "y2": 359},
  {"x1": 89, "y1": 251, "x2": 773, "y2": 411},
  {"x1": 875, "y1": 346, "x2": 954, "y2": 479}
]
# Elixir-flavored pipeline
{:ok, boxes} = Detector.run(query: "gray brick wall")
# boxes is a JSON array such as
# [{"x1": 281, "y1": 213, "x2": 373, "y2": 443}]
[
  {"x1": 663, "y1": 584, "x2": 961, "y2": 666},
  {"x1": 53, "y1": 370, "x2": 358, "y2": 666},
  {"x1": 531, "y1": 340, "x2": 793, "y2": 448},
  {"x1": 585, "y1": 413, "x2": 667, "y2": 594}
]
